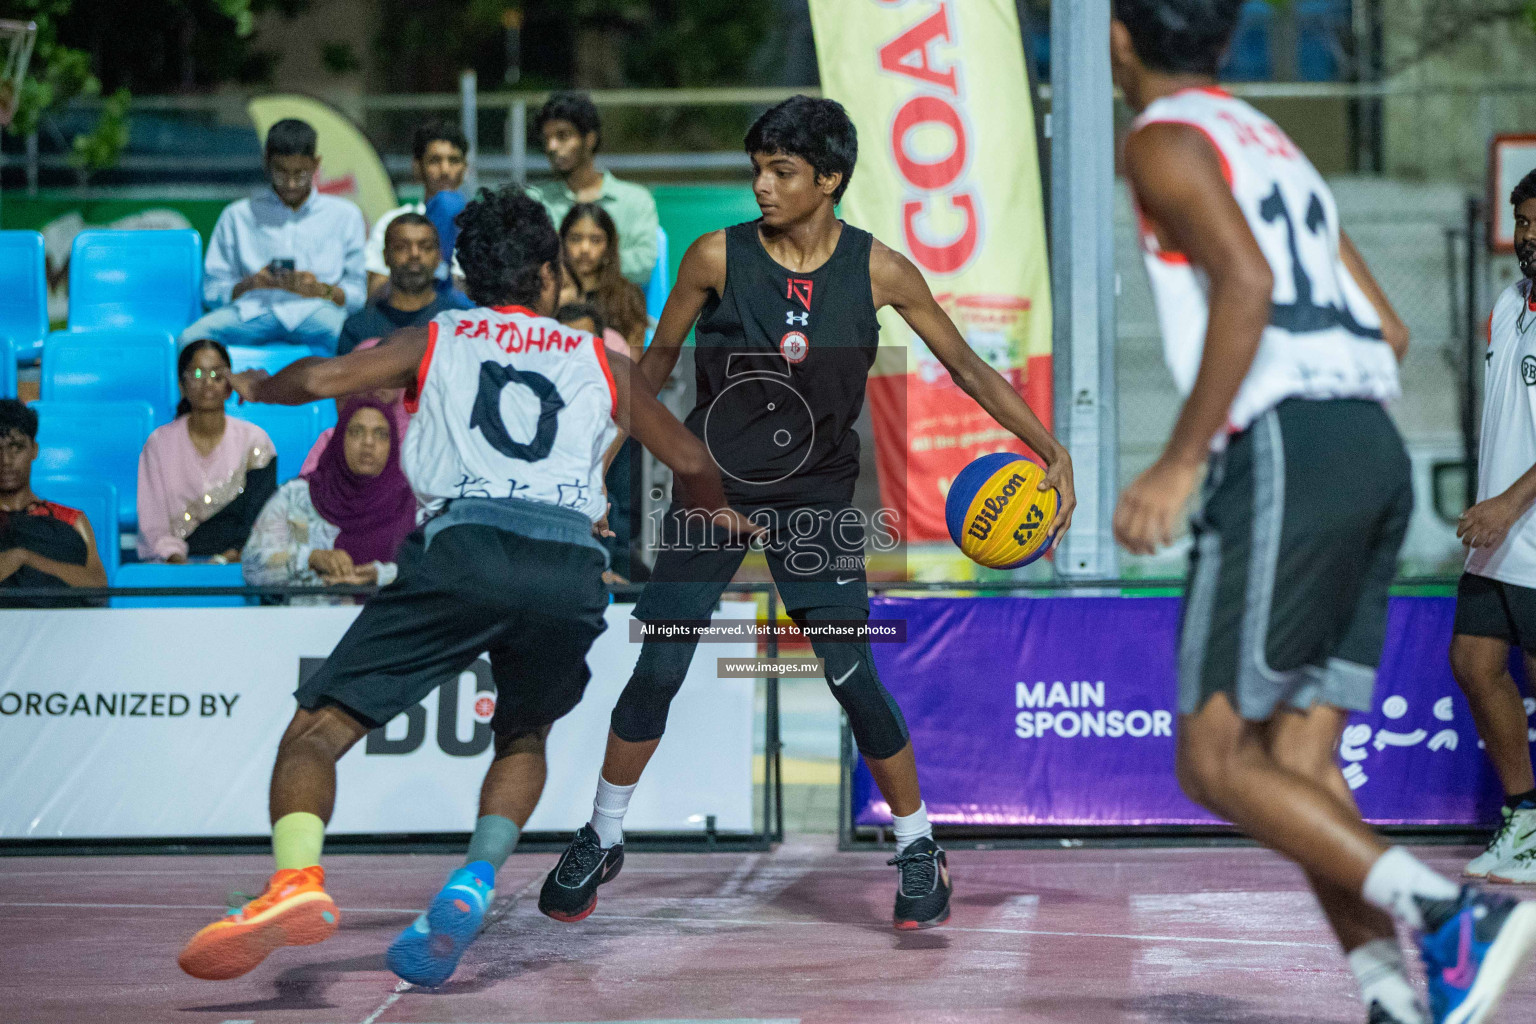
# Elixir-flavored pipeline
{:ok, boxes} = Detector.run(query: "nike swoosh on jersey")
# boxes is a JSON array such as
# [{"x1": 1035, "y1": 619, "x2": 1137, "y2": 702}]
[{"x1": 831, "y1": 664, "x2": 858, "y2": 687}]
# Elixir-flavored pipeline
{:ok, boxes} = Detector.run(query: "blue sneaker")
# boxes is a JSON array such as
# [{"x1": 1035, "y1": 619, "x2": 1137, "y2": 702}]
[
  {"x1": 386, "y1": 864, "x2": 493, "y2": 987},
  {"x1": 1419, "y1": 886, "x2": 1536, "y2": 1024}
]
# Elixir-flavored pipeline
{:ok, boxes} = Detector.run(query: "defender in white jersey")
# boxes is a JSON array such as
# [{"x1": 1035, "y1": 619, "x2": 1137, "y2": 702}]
[
  {"x1": 177, "y1": 188, "x2": 752, "y2": 987},
  {"x1": 1109, "y1": 5, "x2": 1535, "y2": 1024},
  {"x1": 1449, "y1": 170, "x2": 1536, "y2": 884}
]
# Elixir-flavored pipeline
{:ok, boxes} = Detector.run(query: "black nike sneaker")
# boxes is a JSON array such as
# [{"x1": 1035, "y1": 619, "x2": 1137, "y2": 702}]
[
  {"x1": 889, "y1": 836, "x2": 951, "y2": 930},
  {"x1": 538, "y1": 824, "x2": 624, "y2": 923}
]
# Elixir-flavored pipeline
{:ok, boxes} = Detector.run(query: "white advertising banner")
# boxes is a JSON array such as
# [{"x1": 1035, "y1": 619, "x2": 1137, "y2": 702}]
[{"x1": 0, "y1": 602, "x2": 757, "y2": 839}]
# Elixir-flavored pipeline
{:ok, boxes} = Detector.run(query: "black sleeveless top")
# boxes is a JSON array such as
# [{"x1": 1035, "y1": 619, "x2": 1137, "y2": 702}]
[
  {"x1": 0, "y1": 501, "x2": 90, "y2": 608},
  {"x1": 687, "y1": 220, "x2": 879, "y2": 507}
]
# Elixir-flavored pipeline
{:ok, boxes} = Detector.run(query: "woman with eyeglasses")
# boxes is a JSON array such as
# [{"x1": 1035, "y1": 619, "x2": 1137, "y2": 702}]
[{"x1": 136, "y1": 339, "x2": 278, "y2": 564}]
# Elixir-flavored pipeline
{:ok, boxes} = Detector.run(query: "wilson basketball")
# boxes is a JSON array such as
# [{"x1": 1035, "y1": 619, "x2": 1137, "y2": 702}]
[{"x1": 945, "y1": 453, "x2": 1059, "y2": 569}]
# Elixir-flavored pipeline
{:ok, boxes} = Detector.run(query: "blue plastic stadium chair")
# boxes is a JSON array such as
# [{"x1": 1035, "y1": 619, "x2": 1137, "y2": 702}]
[
  {"x1": 41, "y1": 330, "x2": 179, "y2": 425},
  {"x1": 33, "y1": 476, "x2": 120, "y2": 584},
  {"x1": 0, "y1": 230, "x2": 49, "y2": 364},
  {"x1": 30, "y1": 399, "x2": 155, "y2": 529},
  {"x1": 1, "y1": 338, "x2": 14, "y2": 399},
  {"x1": 224, "y1": 344, "x2": 312, "y2": 377},
  {"x1": 645, "y1": 226, "x2": 671, "y2": 329},
  {"x1": 68, "y1": 229, "x2": 203, "y2": 335},
  {"x1": 110, "y1": 561, "x2": 248, "y2": 609},
  {"x1": 235, "y1": 403, "x2": 321, "y2": 485}
]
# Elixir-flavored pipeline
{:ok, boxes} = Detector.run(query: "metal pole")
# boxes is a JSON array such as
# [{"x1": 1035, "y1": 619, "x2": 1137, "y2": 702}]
[
  {"x1": 1049, "y1": 0, "x2": 1119, "y2": 579},
  {"x1": 509, "y1": 99, "x2": 526, "y2": 187},
  {"x1": 1463, "y1": 196, "x2": 1482, "y2": 513},
  {"x1": 459, "y1": 70, "x2": 478, "y2": 193},
  {"x1": 765, "y1": 586, "x2": 783, "y2": 843}
]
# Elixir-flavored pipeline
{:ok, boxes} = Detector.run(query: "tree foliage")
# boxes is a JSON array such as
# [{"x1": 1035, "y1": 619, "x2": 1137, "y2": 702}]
[{"x1": 1, "y1": 0, "x2": 254, "y2": 170}]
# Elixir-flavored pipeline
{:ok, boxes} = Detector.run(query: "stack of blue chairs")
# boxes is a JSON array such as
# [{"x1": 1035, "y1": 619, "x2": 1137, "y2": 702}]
[
  {"x1": 67, "y1": 229, "x2": 203, "y2": 334},
  {"x1": 225, "y1": 343, "x2": 337, "y2": 447},
  {"x1": 0, "y1": 230, "x2": 49, "y2": 365},
  {"x1": 41, "y1": 330, "x2": 179, "y2": 424},
  {"x1": 237, "y1": 403, "x2": 323, "y2": 483},
  {"x1": 30, "y1": 399, "x2": 155, "y2": 530},
  {"x1": 110, "y1": 562, "x2": 249, "y2": 609}
]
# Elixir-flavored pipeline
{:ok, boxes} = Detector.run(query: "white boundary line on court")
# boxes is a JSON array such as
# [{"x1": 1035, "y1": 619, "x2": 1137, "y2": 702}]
[{"x1": 0, "y1": 900, "x2": 1334, "y2": 950}]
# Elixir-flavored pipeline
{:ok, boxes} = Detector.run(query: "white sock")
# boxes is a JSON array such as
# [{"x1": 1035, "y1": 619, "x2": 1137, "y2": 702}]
[
  {"x1": 1348, "y1": 939, "x2": 1424, "y2": 1024},
  {"x1": 586, "y1": 776, "x2": 635, "y2": 847},
  {"x1": 891, "y1": 802, "x2": 932, "y2": 854},
  {"x1": 589, "y1": 776, "x2": 636, "y2": 849},
  {"x1": 1362, "y1": 847, "x2": 1461, "y2": 931}
]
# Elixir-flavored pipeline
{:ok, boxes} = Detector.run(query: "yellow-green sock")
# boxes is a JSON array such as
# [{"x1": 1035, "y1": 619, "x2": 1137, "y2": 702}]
[{"x1": 272, "y1": 811, "x2": 326, "y2": 872}]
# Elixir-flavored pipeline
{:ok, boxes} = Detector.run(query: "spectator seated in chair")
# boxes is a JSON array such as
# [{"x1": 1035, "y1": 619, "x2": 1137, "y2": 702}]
[
  {"x1": 535, "y1": 91, "x2": 659, "y2": 287},
  {"x1": 366, "y1": 119, "x2": 469, "y2": 301},
  {"x1": 298, "y1": 337, "x2": 410, "y2": 476},
  {"x1": 557, "y1": 202, "x2": 649, "y2": 363},
  {"x1": 181, "y1": 118, "x2": 366, "y2": 356},
  {"x1": 243, "y1": 396, "x2": 416, "y2": 604},
  {"x1": 0, "y1": 398, "x2": 109, "y2": 607},
  {"x1": 137, "y1": 340, "x2": 277, "y2": 564},
  {"x1": 340, "y1": 214, "x2": 467, "y2": 357}
]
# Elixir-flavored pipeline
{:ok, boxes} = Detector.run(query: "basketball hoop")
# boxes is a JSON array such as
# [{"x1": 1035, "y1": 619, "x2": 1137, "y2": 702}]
[{"x1": 0, "y1": 20, "x2": 38, "y2": 129}]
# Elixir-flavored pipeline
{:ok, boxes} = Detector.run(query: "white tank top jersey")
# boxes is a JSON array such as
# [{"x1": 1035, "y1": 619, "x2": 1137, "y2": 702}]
[
  {"x1": 1467, "y1": 279, "x2": 1536, "y2": 588},
  {"x1": 1130, "y1": 88, "x2": 1400, "y2": 444},
  {"x1": 401, "y1": 305, "x2": 619, "y2": 524}
]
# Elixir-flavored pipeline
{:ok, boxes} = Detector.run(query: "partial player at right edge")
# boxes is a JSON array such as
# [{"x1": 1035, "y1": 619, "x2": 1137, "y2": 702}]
[{"x1": 1109, "y1": 3, "x2": 1536, "y2": 1024}]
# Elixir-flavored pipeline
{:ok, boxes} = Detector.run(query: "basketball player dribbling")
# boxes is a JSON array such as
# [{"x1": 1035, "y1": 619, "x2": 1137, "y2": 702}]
[
  {"x1": 176, "y1": 188, "x2": 756, "y2": 987},
  {"x1": 1109, "y1": 3, "x2": 1535, "y2": 1023},
  {"x1": 537, "y1": 96, "x2": 1076, "y2": 930}
]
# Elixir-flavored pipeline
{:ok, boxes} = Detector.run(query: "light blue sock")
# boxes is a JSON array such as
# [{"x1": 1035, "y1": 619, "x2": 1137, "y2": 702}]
[{"x1": 463, "y1": 813, "x2": 520, "y2": 880}]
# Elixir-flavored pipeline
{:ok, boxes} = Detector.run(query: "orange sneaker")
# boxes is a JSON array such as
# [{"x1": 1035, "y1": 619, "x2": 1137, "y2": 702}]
[{"x1": 178, "y1": 866, "x2": 339, "y2": 980}]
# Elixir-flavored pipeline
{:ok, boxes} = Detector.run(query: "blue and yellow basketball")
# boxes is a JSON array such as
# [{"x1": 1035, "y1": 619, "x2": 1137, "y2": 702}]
[{"x1": 945, "y1": 453, "x2": 1059, "y2": 569}]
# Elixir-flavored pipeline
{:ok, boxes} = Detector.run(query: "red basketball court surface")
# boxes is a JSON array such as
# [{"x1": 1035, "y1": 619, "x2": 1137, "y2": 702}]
[{"x1": 3, "y1": 838, "x2": 1527, "y2": 1024}]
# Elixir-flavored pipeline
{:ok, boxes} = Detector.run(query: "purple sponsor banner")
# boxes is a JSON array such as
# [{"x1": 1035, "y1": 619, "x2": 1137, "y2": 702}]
[{"x1": 854, "y1": 596, "x2": 1520, "y2": 828}]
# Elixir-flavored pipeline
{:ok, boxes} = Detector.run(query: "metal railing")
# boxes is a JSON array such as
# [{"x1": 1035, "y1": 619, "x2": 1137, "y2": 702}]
[{"x1": 8, "y1": 78, "x2": 1535, "y2": 190}]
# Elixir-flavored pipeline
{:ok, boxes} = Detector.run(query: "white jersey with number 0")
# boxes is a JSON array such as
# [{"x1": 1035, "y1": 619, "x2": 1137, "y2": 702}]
[
  {"x1": 1130, "y1": 88, "x2": 1399, "y2": 443},
  {"x1": 1467, "y1": 279, "x2": 1536, "y2": 587},
  {"x1": 402, "y1": 305, "x2": 619, "y2": 523}
]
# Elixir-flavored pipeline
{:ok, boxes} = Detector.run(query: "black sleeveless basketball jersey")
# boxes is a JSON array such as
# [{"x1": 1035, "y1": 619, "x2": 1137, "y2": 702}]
[{"x1": 686, "y1": 220, "x2": 879, "y2": 507}]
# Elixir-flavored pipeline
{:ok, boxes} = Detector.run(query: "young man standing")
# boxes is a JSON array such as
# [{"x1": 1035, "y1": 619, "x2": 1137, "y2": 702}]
[
  {"x1": 1109, "y1": 3, "x2": 1535, "y2": 1023},
  {"x1": 341, "y1": 214, "x2": 466, "y2": 356},
  {"x1": 537, "y1": 96, "x2": 1074, "y2": 931},
  {"x1": 366, "y1": 120, "x2": 469, "y2": 298},
  {"x1": 1452, "y1": 168, "x2": 1536, "y2": 886},
  {"x1": 176, "y1": 187, "x2": 752, "y2": 987},
  {"x1": 535, "y1": 91, "x2": 659, "y2": 287}
]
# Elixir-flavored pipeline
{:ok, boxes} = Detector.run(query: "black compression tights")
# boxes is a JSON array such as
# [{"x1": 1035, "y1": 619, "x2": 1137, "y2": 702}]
[{"x1": 609, "y1": 605, "x2": 910, "y2": 759}]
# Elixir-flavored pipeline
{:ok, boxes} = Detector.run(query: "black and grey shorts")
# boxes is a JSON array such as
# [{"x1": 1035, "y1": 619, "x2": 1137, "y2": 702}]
[
  {"x1": 1454, "y1": 573, "x2": 1536, "y2": 653},
  {"x1": 1179, "y1": 399, "x2": 1412, "y2": 721},
  {"x1": 297, "y1": 524, "x2": 609, "y2": 736}
]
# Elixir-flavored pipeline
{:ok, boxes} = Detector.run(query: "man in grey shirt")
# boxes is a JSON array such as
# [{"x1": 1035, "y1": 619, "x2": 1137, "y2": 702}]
[
  {"x1": 535, "y1": 92, "x2": 659, "y2": 287},
  {"x1": 182, "y1": 118, "x2": 366, "y2": 355}
]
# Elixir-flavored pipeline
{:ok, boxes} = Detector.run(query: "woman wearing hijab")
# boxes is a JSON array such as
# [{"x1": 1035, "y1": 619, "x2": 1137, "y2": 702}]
[
  {"x1": 242, "y1": 396, "x2": 417, "y2": 603},
  {"x1": 137, "y1": 340, "x2": 278, "y2": 563}
]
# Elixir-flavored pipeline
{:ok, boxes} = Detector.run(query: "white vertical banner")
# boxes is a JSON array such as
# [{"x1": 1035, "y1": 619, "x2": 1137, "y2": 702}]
[{"x1": 0, "y1": 603, "x2": 756, "y2": 839}]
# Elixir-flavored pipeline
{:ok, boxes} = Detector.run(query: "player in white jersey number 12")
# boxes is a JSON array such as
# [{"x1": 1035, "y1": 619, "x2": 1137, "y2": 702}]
[
  {"x1": 1109, "y1": 3, "x2": 1535, "y2": 1024},
  {"x1": 176, "y1": 187, "x2": 756, "y2": 988}
]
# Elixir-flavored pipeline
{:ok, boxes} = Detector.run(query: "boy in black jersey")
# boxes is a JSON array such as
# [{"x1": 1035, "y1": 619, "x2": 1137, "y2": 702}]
[{"x1": 540, "y1": 96, "x2": 1075, "y2": 930}]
